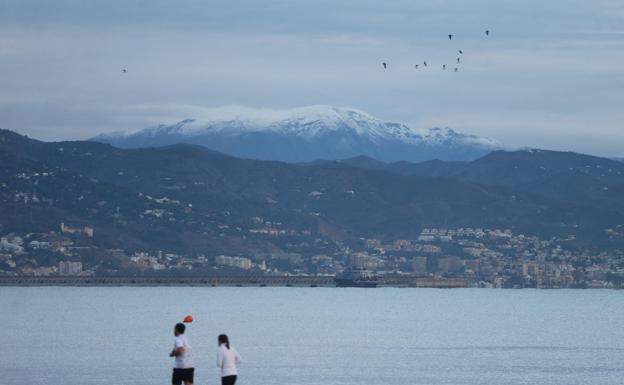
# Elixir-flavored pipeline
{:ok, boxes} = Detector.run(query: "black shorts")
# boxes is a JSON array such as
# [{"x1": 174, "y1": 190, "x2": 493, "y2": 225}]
[
  {"x1": 172, "y1": 368, "x2": 194, "y2": 385},
  {"x1": 222, "y1": 375, "x2": 237, "y2": 385}
]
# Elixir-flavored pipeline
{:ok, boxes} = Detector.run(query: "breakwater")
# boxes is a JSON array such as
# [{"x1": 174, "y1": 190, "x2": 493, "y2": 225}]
[{"x1": 0, "y1": 275, "x2": 470, "y2": 287}]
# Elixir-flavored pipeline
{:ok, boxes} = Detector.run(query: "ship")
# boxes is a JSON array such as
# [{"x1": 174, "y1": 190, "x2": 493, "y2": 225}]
[{"x1": 335, "y1": 268, "x2": 378, "y2": 288}]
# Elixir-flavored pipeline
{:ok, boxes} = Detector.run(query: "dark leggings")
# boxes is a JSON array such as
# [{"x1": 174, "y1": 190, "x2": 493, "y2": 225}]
[{"x1": 222, "y1": 375, "x2": 237, "y2": 385}]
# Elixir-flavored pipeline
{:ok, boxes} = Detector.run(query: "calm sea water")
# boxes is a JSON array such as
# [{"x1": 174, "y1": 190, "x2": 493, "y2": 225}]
[{"x1": 1, "y1": 287, "x2": 623, "y2": 385}]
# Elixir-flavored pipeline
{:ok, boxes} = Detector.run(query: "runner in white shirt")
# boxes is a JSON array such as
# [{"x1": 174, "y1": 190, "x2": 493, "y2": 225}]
[
  {"x1": 217, "y1": 334, "x2": 241, "y2": 385},
  {"x1": 169, "y1": 323, "x2": 194, "y2": 385}
]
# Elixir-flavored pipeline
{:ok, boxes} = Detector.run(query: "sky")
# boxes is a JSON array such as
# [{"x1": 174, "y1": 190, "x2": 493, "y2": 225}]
[{"x1": 0, "y1": 0, "x2": 623, "y2": 157}]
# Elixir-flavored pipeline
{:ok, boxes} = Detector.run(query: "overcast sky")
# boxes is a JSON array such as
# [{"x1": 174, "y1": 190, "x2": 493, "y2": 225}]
[{"x1": 1, "y1": 0, "x2": 623, "y2": 156}]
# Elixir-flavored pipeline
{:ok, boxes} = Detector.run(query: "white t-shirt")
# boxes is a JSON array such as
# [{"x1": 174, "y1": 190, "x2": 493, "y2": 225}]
[
  {"x1": 173, "y1": 334, "x2": 193, "y2": 369},
  {"x1": 216, "y1": 344, "x2": 241, "y2": 377}
]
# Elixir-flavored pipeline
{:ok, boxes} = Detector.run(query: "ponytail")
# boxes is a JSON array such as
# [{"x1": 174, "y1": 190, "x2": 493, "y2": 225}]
[{"x1": 218, "y1": 334, "x2": 230, "y2": 350}]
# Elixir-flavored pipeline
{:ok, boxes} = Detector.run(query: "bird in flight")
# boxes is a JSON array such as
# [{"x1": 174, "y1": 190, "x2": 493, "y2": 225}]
[
  {"x1": 485, "y1": 30, "x2": 490, "y2": 36},
  {"x1": 457, "y1": 57, "x2": 461, "y2": 64},
  {"x1": 423, "y1": 61, "x2": 427, "y2": 67},
  {"x1": 442, "y1": 64, "x2": 447, "y2": 70},
  {"x1": 414, "y1": 64, "x2": 419, "y2": 69},
  {"x1": 122, "y1": 69, "x2": 127, "y2": 73},
  {"x1": 454, "y1": 67, "x2": 458, "y2": 72},
  {"x1": 458, "y1": 50, "x2": 463, "y2": 54},
  {"x1": 382, "y1": 62, "x2": 387, "y2": 69},
  {"x1": 448, "y1": 34, "x2": 453, "y2": 40}
]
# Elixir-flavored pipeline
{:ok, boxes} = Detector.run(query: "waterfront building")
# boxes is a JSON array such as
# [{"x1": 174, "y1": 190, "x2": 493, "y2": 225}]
[
  {"x1": 412, "y1": 256, "x2": 428, "y2": 275},
  {"x1": 216, "y1": 255, "x2": 253, "y2": 270},
  {"x1": 437, "y1": 256, "x2": 462, "y2": 274},
  {"x1": 59, "y1": 261, "x2": 82, "y2": 275}
]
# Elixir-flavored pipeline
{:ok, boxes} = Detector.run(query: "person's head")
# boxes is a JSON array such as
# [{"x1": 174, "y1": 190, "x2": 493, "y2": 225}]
[
  {"x1": 218, "y1": 334, "x2": 230, "y2": 349},
  {"x1": 174, "y1": 323, "x2": 185, "y2": 336}
]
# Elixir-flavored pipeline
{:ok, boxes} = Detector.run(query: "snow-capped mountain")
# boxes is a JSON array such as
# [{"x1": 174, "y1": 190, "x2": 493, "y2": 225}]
[{"x1": 92, "y1": 105, "x2": 500, "y2": 162}]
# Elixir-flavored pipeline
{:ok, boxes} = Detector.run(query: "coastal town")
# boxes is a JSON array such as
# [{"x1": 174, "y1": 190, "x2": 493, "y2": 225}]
[{"x1": 1, "y1": 222, "x2": 623, "y2": 288}]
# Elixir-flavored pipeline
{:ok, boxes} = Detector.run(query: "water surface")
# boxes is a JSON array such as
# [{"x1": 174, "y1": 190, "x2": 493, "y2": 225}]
[{"x1": 1, "y1": 287, "x2": 623, "y2": 385}]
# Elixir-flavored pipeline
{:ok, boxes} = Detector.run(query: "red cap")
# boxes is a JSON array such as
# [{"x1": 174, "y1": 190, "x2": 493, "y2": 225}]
[{"x1": 183, "y1": 315, "x2": 193, "y2": 323}]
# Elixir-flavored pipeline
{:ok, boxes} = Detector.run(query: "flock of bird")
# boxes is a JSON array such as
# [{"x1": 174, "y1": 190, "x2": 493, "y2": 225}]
[
  {"x1": 121, "y1": 30, "x2": 491, "y2": 75},
  {"x1": 381, "y1": 29, "x2": 490, "y2": 72}
]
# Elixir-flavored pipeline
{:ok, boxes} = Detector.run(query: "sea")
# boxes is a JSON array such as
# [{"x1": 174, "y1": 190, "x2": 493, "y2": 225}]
[{"x1": 1, "y1": 287, "x2": 623, "y2": 385}]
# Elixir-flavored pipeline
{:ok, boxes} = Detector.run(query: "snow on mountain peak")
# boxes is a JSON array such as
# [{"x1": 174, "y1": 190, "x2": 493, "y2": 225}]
[
  {"x1": 419, "y1": 127, "x2": 500, "y2": 147},
  {"x1": 114, "y1": 105, "x2": 418, "y2": 141},
  {"x1": 96, "y1": 105, "x2": 499, "y2": 150}
]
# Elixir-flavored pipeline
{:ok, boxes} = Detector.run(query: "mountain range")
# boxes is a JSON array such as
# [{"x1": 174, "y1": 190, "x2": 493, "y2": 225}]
[
  {"x1": 340, "y1": 151, "x2": 624, "y2": 214},
  {"x1": 2, "y1": 128, "x2": 624, "y2": 258},
  {"x1": 92, "y1": 105, "x2": 500, "y2": 163}
]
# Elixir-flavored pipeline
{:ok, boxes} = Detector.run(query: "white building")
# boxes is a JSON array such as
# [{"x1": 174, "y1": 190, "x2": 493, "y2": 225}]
[
  {"x1": 215, "y1": 255, "x2": 253, "y2": 270},
  {"x1": 61, "y1": 223, "x2": 94, "y2": 237},
  {"x1": 0, "y1": 236, "x2": 25, "y2": 254},
  {"x1": 59, "y1": 261, "x2": 82, "y2": 275}
]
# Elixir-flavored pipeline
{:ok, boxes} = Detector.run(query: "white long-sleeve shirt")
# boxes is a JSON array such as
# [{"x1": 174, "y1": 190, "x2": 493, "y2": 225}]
[{"x1": 217, "y1": 344, "x2": 241, "y2": 377}]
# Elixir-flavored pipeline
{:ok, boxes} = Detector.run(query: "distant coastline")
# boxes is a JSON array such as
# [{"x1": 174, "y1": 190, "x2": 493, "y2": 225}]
[
  {"x1": 0, "y1": 275, "x2": 473, "y2": 288},
  {"x1": 0, "y1": 275, "x2": 610, "y2": 288}
]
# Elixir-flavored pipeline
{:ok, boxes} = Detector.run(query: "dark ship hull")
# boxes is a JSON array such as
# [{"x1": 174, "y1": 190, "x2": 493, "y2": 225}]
[{"x1": 335, "y1": 278, "x2": 378, "y2": 288}]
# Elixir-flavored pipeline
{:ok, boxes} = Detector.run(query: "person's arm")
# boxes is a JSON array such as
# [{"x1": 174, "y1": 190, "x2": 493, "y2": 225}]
[
  {"x1": 234, "y1": 349, "x2": 241, "y2": 365},
  {"x1": 216, "y1": 348, "x2": 224, "y2": 368}
]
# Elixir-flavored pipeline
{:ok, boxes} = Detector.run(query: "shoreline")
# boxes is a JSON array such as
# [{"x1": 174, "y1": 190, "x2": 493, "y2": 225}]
[
  {"x1": 1, "y1": 275, "x2": 615, "y2": 288},
  {"x1": 0, "y1": 275, "x2": 470, "y2": 288}
]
